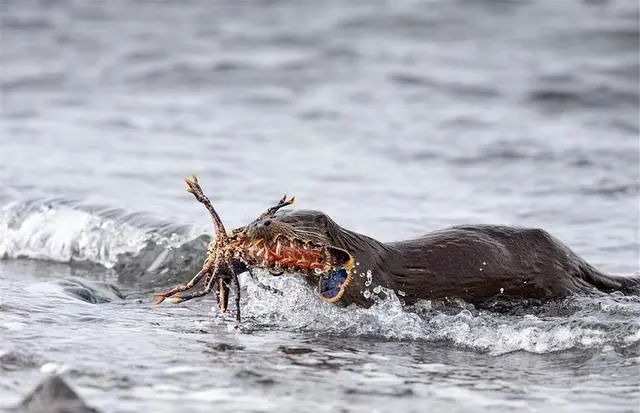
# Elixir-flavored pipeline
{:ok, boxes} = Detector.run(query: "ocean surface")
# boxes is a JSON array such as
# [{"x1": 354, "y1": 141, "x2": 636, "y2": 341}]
[{"x1": 1, "y1": 0, "x2": 639, "y2": 412}]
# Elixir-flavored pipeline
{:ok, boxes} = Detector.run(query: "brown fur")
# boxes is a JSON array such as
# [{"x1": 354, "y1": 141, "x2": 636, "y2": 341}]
[{"x1": 261, "y1": 210, "x2": 639, "y2": 307}]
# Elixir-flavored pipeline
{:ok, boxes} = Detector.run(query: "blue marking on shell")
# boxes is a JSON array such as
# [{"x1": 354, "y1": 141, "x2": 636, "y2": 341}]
[{"x1": 319, "y1": 268, "x2": 348, "y2": 299}]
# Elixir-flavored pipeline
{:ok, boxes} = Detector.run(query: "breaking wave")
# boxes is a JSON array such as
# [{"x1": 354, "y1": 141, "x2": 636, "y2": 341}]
[
  {"x1": 0, "y1": 198, "x2": 193, "y2": 268},
  {"x1": 2, "y1": 199, "x2": 639, "y2": 355}
]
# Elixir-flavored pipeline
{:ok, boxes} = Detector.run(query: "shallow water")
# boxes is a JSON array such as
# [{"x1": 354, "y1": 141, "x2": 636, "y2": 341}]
[{"x1": 1, "y1": 0, "x2": 639, "y2": 412}]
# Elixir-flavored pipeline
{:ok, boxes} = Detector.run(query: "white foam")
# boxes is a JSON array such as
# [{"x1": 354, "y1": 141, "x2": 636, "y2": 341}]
[
  {"x1": 240, "y1": 271, "x2": 640, "y2": 355},
  {"x1": 40, "y1": 362, "x2": 68, "y2": 374},
  {"x1": 0, "y1": 200, "x2": 157, "y2": 267}
]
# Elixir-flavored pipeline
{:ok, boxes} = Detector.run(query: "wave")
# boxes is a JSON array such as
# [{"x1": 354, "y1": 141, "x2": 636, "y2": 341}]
[
  {"x1": 0, "y1": 198, "x2": 194, "y2": 268},
  {"x1": 390, "y1": 72, "x2": 500, "y2": 99}
]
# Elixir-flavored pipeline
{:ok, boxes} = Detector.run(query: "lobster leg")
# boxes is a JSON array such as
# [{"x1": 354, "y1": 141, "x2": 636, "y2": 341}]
[
  {"x1": 153, "y1": 265, "x2": 210, "y2": 305},
  {"x1": 233, "y1": 273, "x2": 241, "y2": 324},
  {"x1": 217, "y1": 278, "x2": 230, "y2": 313},
  {"x1": 169, "y1": 271, "x2": 218, "y2": 304}
]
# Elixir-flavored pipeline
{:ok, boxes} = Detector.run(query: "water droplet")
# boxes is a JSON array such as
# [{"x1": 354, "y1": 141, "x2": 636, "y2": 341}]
[
  {"x1": 363, "y1": 290, "x2": 371, "y2": 299},
  {"x1": 365, "y1": 280, "x2": 372, "y2": 287},
  {"x1": 373, "y1": 285, "x2": 382, "y2": 294},
  {"x1": 482, "y1": 261, "x2": 487, "y2": 266},
  {"x1": 458, "y1": 309, "x2": 473, "y2": 319},
  {"x1": 500, "y1": 287, "x2": 504, "y2": 294},
  {"x1": 397, "y1": 290, "x2": 406, "y2": 297},
  {"x1": 314, "y1": 268, "x2": 322, "y2": 274}
]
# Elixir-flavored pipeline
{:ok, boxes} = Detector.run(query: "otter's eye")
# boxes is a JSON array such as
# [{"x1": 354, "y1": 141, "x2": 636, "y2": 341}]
[{"x1": 263, "y1": 220, "x2": 271, "y2": 226}]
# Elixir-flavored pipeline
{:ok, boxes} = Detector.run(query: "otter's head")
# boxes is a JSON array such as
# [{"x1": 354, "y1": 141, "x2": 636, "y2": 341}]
[{"x1": 231, "y1": 200, "x2": 355, "y2": 302}]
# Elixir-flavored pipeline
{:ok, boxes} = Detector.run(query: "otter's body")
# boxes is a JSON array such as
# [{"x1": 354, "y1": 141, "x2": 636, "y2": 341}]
[
  {"x1": 273, "y1": 211, "x2": 639, "y2": 307},
  {"x1": 155, "y1": 178, "x2": 640, "y2": 316}
]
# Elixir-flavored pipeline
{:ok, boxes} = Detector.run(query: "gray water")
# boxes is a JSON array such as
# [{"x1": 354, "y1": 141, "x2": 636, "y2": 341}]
[{"x1": 1, "y1": 0, "x2": 639, "y2": 411}]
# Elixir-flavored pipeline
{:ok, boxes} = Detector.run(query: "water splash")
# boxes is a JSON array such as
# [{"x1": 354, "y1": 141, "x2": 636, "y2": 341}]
[{"x1": 239, "y1": 271, "x2": 640, "y2": 355}]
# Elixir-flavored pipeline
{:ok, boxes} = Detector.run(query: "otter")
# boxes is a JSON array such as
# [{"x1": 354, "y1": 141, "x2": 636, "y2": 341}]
[
  {"x1": 243, "y1": 209, "x2": 640, "y2": 307},
  {"x1": 154, "y1": 177, "x2": 639, "y2": 318}
]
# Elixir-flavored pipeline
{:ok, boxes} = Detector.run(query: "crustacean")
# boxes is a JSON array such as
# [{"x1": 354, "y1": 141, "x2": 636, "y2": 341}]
[{"x1": 153, "y1": 176, "x2": 354, "y2": 323}]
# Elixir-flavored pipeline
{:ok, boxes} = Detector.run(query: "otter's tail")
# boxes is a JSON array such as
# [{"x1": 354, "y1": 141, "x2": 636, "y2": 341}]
[{"x1": 581, "y1": 266, "x2": 640, "y2": 295}]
